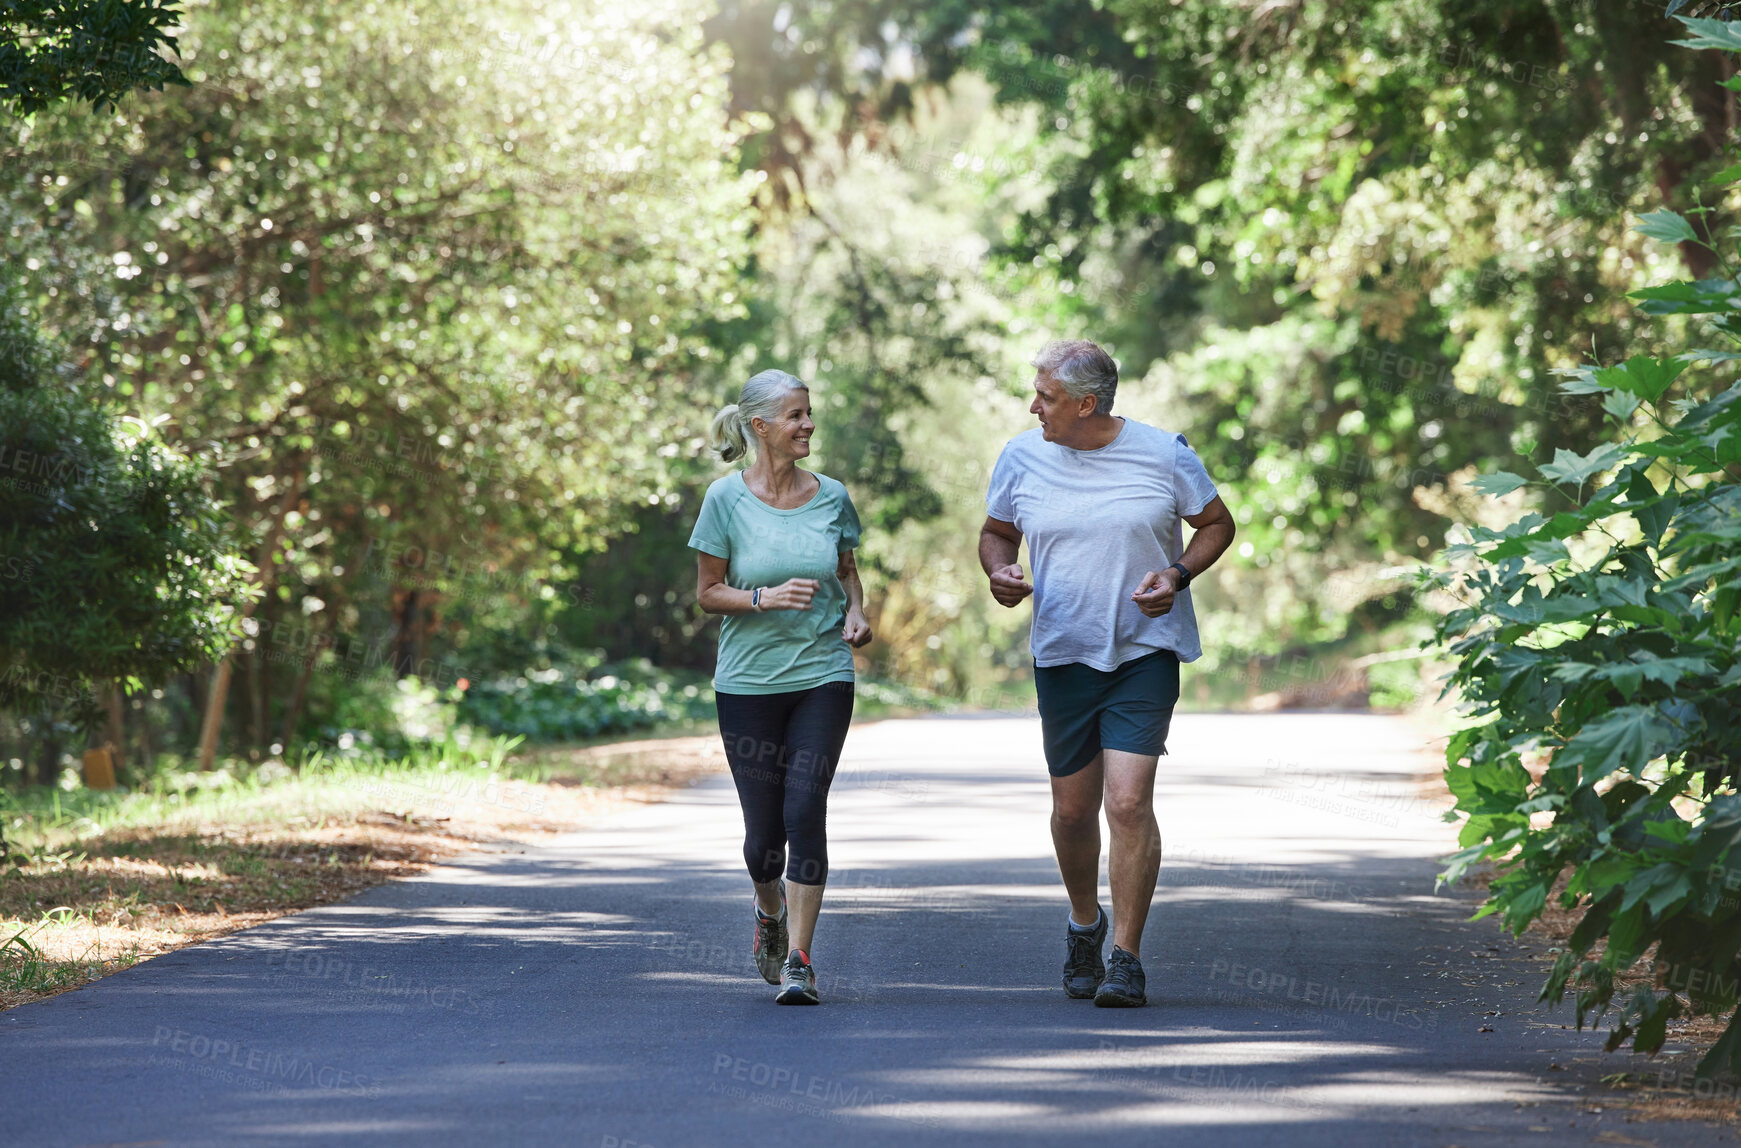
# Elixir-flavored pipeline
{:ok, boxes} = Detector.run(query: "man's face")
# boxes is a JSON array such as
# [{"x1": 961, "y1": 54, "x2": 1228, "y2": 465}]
[{"x1": 1030, "y1": 369, "x2": 1085, "y2": 441}]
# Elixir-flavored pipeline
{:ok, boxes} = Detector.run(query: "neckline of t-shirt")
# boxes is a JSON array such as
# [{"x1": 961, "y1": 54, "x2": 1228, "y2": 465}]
[
  {"x1": 737, "y1": 469, "x2": 825, "y2": 514},
  {"x1": 1058, "y1": 416, "x2": 1131, "y2": 457}
]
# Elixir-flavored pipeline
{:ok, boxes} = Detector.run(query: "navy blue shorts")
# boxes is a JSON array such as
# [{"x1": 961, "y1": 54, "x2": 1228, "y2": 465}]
[{"x1": 1033, "y1": 649, "x2": 1180, "y2": 777}]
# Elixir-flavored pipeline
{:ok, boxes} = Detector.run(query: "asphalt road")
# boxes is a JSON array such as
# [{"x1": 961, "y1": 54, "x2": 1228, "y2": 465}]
[{"x1": 1, "y1": 713, "x2": 1730, "y2": 1147}]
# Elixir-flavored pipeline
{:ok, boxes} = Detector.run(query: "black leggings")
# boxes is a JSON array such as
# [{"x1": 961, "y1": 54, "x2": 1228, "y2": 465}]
[{"x1": 715, "y1": 680, "x2": 855, "y2": 887}]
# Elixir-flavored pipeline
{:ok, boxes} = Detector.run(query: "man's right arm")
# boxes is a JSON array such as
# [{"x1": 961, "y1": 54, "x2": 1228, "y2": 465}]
[{"x1": 980, "y1": 517, "x2": 1033, "y2": 607}]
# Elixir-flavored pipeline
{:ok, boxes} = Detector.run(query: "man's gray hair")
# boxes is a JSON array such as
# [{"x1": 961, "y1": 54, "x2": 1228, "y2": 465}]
[{"x1": 1032, "y1": 339, "x2": 1118, "y2": 415}]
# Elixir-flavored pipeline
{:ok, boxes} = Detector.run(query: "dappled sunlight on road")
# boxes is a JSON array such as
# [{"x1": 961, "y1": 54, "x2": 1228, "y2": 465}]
[{"x1": 0, "y1": 714, "x2": 1713, "y2": 1147}]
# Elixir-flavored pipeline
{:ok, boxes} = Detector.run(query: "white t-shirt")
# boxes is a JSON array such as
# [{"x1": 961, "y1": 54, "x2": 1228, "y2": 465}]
[{"x1": 986, "y1": 418, "x2": 1219, "y2": 670}]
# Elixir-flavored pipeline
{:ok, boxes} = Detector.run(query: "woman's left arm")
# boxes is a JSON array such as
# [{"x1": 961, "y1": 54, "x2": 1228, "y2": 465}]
[{"x1": 838, "y1": 548, "x2": 873, "y2": 648}]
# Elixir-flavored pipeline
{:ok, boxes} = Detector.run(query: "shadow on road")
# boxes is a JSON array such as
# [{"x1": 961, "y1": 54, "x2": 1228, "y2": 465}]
[{"x1": 0, "y1": 714, "x2": 1716, "y2": 1147}]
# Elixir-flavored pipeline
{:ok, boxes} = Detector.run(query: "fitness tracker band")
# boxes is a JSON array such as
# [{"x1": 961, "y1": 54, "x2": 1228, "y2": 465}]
[
  {"x1": 751, "y1": 586, "x2": 763, "y2": 611},
  {"x1": 1167, "y1": 561, "x2": 1193, "y2": 589}
]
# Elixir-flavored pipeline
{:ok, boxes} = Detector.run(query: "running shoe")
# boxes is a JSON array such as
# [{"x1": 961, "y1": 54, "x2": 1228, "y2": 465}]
[
  {"x1": 1062, "y1": 905, "x2": 1107, "y2": 999},
  {"x1": 775, "y1": 948, "x2": 819, "y2": 1005},
  {"x1": 1094, "y1": 946, "x2": 1146, "y2": 1008},
  {"x1": 752, "y1": 880, "x2": 788, "y2": 986}
]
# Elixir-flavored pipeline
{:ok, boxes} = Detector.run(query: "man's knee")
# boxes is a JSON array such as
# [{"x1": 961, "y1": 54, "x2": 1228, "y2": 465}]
[
  {"x1": 1103, "y1": 788, "x2": 1155, "y2": 830},
  {"x1": 1052, "y1": 799, "x2": 1100, "y2": 834}
]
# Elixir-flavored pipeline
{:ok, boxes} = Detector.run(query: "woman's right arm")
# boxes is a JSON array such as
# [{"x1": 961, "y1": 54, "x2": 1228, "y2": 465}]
[
  {"x1": 697, "y1": 553, "x2": 817, "y2": 615},
  {"x1": 698, "y1": 552, "x2": 754, "y2": 615}
]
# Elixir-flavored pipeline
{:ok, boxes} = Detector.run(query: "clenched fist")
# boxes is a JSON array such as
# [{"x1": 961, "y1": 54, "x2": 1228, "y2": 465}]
[{"x1": 988, "y1": 563, "x2": 1033, "y2": 608}]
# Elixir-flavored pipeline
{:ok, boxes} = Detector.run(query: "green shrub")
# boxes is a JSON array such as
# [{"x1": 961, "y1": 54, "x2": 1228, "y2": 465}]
[
  {"x1": 1366, "y1": 659, "x2": 1423, "y2": 711},
  {"x1": 1428, "y1": 25, "x2": 1741, "y2": 1073},
  {"x1": 0, "y1": 269, "x2": 253, "y2": 737},
  {"x1": 456, "y1": 659, "x2": 715, "y2": 743},
  {"x1": 313, "y1": 672, "x2": 460, "y2": 758}
]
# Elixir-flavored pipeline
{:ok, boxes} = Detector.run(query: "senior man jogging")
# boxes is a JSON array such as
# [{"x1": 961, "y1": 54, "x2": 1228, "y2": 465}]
[{"x1": 981, "y1": 339, "x2": 1236, "y2": 1008}]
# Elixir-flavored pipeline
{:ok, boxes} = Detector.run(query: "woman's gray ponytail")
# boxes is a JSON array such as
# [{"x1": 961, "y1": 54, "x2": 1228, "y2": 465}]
[
  {"x1": 709, "y1": 403, "x2": 748, "y2": 463},
  {"x1": 708, "y1": 369, "x2": 808, "y2": 464}
]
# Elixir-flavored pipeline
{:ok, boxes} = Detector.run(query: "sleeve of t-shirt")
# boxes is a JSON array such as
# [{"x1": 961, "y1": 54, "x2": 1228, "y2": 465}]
[
  {"x1": 836, "y1": 484, "x2": 863, "y2": 552},
  {"x1": 985, "y1": 441, "x2": 1018, "y2": 523},
  {"x1": 1173, "y1": 435, "x2": 1220, "y2": 517},
  {"x1": 687, "y1": 482, "x2": 731, "y2": 558}
]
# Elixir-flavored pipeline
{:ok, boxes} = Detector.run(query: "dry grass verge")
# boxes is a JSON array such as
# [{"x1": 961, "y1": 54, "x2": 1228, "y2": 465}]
[{"x1": 0, "y1": 733, "x2": 727, "y2": 1014}]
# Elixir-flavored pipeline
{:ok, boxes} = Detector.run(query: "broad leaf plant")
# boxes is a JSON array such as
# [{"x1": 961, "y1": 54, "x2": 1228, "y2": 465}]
[{"x1": 1430, "y1": 16, "x2": 1741, "y2": 1078}]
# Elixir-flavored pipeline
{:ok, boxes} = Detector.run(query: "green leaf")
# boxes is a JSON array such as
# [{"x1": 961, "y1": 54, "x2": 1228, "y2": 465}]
[
  {"x1": 1676, "y1": 348, "x2": 1741, "y2": 363},
  {"x1": 1633, "y1": 208, "x2": 1698, "y2": 245},
  {"x1": 1635, "y1": 655, "x2": 1713, "y2": 688},
  {"x1": 1626, "y1": 471, "x2": 1677, "y2": 545},
  {"x1": 1557, "y1": 706, "x2": 1679, "y2": 786},
  {"x1": 1602, "y1": 664, "x2": 1644, "y2": 700},
  {"x1": 1708, "y1": 162, "x2": 1741, "y2": 186},
  {"x1": 1662, "y1": 553, "x2": 1741, "y2": 593},
  {"x1": 1603, "y1": 390, "x2": 1642, "y2": 421},
  {"x1": 1593, "y1": 355, "x2": 1685, "y2": 402},
  {"x1": 1523, "y1": 538, "x2": 1570, "y2": 566},
  {"x1": 1539, "y1": 442, "x2": 1629, "y2": 486},
  {"x1": 1632, "y1": 280, "x2": 1741, "y2": 315},
  {"x1": 1469, "y1": 471, "x2": 1529, "y2": 497},
  {"x1": 1594, "y1": 575, "x2": 1650, "y2": 609},
  {"x1": 1507, "y1": 881, "x2": 1549, "y2": 925},
  {"x1": 1671, "y1": 15, "x2": 1741, "y2": 52}
]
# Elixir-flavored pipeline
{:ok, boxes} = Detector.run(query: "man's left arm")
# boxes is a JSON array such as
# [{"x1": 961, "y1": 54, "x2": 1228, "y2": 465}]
[{"x1": 1132, "y1": 496, "x2": 1237, "y2": 618}]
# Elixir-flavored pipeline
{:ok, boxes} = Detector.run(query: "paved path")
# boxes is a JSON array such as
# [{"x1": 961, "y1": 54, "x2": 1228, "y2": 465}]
[{"x1": 0, "y1": 714, "x2": 1728, "y2": 1146}]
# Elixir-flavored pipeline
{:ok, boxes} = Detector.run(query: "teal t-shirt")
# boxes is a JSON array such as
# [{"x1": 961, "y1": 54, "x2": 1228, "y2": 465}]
[{"x1": 688, "y1": 470, "x2": 863, "y2": 695}]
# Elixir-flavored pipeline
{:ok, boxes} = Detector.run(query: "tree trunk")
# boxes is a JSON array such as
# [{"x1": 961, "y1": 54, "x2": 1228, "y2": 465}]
[
  {"x1": 195, "y1": 657, "x2": 234, "y2": 770},
  {"x1": 102, "y1": 683, "x2": 124, "y2": 771},
  {"x1": 245, "y1": 639, "x2": 264, "y2": 756},
  {"x1": 36, "y1": 711, "x2": 60, "y2": 788},
  {"x1": 258, "y1": 591, "x2": 284, "y2": 751},
  {"x1": 197, "y1": 466, "x2": 305, "y2": 768},
  {"x1": 182, "y1": 670, "x2": 206, "y2": 746},
  {"x1": 393, "y1": 588, "x2": 421, "y2": 678},
  {"x1": 135, "y1": 687, "x2": 154, "y2": 773},
  {"x1": 279, "y1": 608, "x2": 331, "y2": 753}
]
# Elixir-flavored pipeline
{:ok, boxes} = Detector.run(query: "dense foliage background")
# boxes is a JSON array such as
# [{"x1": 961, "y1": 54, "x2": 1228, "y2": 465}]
[{"x1": 1, "y1": 1, "x2": 1734, "y2": 792}]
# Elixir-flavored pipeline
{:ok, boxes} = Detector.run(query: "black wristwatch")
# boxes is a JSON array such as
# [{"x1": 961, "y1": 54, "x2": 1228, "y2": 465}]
[{"x1": 1167, "y1": 561, "x2": 1193, "y2": 589}]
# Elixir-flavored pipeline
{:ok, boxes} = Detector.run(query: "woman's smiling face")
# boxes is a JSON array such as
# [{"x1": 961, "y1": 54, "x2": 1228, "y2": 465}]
[{"x1": 754, "y1": 386, "x2": 814, "y2": 459}]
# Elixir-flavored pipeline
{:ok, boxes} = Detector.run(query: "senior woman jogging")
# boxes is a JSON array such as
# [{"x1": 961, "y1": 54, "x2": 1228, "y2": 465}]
[
  {"x1": 689, "y1": 368, "x2": 872, "y2": 1006},
  {"x1": 981, "y1": 339, "x2": 1236, "y2": 1008}
]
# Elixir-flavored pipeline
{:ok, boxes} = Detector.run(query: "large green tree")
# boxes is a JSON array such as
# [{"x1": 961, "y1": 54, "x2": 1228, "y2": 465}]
[
  {"x1": 4, "y1": 0, "x2": 757, "y2": 754},
  {"x1": 2, "y1": 0, "x2": 246, "y2": 785},
  {"x1": 0, "y1": 272, "x2": 250, "y2": 782}
]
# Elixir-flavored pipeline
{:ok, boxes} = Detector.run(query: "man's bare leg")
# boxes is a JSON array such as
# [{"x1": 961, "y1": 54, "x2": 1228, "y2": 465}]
[
  {"x1": 1102, "y1": 748, "x2": 1162, "y2": 956},
  {"x1": 1049, "y1": 753, "x2": 1105, "y2": 926}
]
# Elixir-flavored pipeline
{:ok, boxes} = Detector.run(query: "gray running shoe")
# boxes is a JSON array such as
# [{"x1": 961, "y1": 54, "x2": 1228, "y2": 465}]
[
  {"x1": 775, "y1": 948, "x2": 819, "y2": 1005},
  {"x1": 752, "y1": 880, "x2": 788, "y2": 985},
  {"x1": 1062, "y1": 906, "x2": 1108, "y2": 999},
  {"x1": 1094, "y1": 946, "x2": 1146, "y2": 1008}
]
